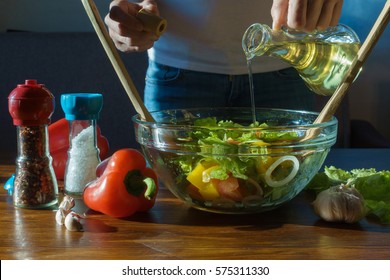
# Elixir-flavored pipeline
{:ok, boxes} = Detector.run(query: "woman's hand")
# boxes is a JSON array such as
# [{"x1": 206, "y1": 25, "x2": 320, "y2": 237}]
[
  {"x1": 271, "y1": 0, "x2": 344, "y2": 32},
  {"x1": 104, "y1": 0, "x2": 160, "y2": 52}
]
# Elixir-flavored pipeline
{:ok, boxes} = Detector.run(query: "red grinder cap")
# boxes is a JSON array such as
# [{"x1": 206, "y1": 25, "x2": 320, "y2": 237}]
[{"x1": 8, "y1": 80, "x2": 55, "y2": 126}]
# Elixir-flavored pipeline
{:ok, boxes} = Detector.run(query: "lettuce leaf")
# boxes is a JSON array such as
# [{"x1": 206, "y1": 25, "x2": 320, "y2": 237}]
[
  {"x1": 365, "y1": 200, "x2": 390, "y2": 224},
  {"x1": 324, "y1": 166, "x2": 352, "y2": 183},
  {"x1": 354, "y1": 171, "x2": 390, "y2": 205}
]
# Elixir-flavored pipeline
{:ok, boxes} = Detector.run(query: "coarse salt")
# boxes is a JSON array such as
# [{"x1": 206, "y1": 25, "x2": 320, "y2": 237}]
[{"x1": 64, "y1": 125, "x2": 100, "y2": 195}]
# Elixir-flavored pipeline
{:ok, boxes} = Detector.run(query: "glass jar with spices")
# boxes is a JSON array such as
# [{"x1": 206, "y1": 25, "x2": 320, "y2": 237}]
[
  {"x1": 8, "y1": 80, "x2": 58, "y2": 209},
  {"x1": 61, "y1": 93, "x2": 103, "y2": 197}
]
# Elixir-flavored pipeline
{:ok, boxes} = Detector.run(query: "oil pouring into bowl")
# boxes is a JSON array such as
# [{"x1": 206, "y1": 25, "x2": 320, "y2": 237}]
[
  {"x1": 241, "y1": 22, "x2": 361, "y2": 141},
  {"x1": 243, "y1": 0, "x2": 390, "y2": 130}
]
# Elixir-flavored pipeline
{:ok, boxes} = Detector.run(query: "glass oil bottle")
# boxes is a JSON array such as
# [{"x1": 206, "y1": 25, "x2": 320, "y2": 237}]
[{"x1": 242, "y1": 24, "x2": 361, "y2": 96}]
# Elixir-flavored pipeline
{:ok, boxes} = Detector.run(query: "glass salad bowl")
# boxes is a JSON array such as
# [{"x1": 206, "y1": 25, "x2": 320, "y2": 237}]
[{"x1": 132, "y1": 107, "x2": 337, "y2": 214}]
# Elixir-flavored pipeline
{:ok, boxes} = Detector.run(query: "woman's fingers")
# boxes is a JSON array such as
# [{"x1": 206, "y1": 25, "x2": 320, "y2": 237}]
[{"x1": 272, "y1": 0, "x2": 344, "y2": 32}]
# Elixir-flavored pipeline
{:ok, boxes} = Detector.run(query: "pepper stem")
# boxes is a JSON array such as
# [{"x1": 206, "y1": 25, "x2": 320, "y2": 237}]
[
  {"x1": 143, "y1": 177, "x2": 157, "y2": 200},
  {"x1": 124, "y1": 170, "x2": 157, "y2": 200}
]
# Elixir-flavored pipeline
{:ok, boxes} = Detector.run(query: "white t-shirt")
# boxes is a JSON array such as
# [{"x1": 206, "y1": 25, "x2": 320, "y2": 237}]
[{"x1": 148, "y1": 0, "x2": 289, "y2": 75}]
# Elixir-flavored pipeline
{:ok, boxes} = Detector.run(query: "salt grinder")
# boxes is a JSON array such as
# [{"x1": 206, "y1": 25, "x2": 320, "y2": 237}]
[
  {"x1": 8, "y1": 80, "x2": 59, "y2": 209},
  {"x1": 61, "y1": 93, "x2": 103, "y2": 197}
]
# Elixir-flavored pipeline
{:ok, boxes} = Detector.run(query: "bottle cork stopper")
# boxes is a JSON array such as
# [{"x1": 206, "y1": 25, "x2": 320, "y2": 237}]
[{"x1": 136, "y1": 8, "x2": 167, "y2": 36}]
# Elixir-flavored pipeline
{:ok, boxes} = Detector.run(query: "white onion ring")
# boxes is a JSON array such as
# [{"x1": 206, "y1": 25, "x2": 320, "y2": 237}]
[
  {"x1": 246, "y1": 177, "x2": 263, "y2": 196},
  {"x1": 265, "y1": 155, "x2": 299, "y2": 188}
]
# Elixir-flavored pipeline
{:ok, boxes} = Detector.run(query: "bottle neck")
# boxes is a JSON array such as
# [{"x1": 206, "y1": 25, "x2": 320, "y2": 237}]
[{"x1": 242, "y1": 23, "x2": 271, "y2": 60}]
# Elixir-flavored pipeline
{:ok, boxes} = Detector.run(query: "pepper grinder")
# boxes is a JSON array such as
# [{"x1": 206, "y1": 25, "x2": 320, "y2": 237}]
[
  {"x1": 61, "y1": 93, "x2": 103, "y2": 198},
  {"x1": 8, "y1": 80, "x2": 58, "y2": 209}
]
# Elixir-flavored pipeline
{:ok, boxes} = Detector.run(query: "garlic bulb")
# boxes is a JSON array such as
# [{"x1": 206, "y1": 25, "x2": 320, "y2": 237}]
[{"x1": 313, "y1": 184, "x2": 366, "y2": 223}]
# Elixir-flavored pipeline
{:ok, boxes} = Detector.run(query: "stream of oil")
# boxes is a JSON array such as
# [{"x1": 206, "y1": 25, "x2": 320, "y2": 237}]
[{"x1": 247, "y1": 59, "x2": 257, "y2": 124}]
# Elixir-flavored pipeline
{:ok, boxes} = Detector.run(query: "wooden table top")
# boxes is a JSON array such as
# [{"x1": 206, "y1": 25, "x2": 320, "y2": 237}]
[{"x1": 1, "y1": 149, "x2": 389, "y2": 260}]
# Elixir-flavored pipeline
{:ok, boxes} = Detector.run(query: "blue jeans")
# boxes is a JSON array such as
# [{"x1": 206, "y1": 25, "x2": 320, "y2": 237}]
[{"x1": 144, "y1": 60, "x2": 315, "y2": 112}]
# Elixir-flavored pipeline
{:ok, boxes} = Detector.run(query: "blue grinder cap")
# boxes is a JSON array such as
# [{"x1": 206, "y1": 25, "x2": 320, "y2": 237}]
[{"x1": 61, "y1": 93, "x2": 103, "y2": 120}]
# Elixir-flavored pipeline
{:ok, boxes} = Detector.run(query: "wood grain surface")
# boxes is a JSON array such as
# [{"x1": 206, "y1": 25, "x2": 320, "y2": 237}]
[{"x1": 1, "y1": 149, "x2": 390, "y2": 260}]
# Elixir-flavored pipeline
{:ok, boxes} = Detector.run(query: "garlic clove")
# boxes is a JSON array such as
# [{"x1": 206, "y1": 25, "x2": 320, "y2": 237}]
[
  {"x1": 59, "y1": 195, "x2": 75, "y2": 212},
  {"x1": 55, "y1": 208, "x2": 66, "y2": 226},
  {"x1": 64, "y1": 211, "x2": 84, "y2": 232}
]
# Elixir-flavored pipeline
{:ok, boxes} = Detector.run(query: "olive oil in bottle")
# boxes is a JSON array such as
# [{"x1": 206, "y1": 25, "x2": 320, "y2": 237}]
[
  {"x1": 262, "y1": 41, "x2": 360, "y2": 96},
  {"x1": 242, "y1": 24, "x2": 361, "y2": 96}
]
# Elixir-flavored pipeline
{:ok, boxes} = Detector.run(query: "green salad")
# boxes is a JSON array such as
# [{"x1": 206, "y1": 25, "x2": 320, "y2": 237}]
[{"x1": 162, "y1": 117, "x2": 322, "y2": 210}]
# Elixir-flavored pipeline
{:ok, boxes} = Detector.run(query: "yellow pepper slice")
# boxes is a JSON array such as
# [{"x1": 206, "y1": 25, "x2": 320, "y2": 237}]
[
  {"x1": 187, "y1": 162, "x2": 220, "y2": 200},
  {"x1": 187, "y1": 162, "x2": 208, "y2": 188}
]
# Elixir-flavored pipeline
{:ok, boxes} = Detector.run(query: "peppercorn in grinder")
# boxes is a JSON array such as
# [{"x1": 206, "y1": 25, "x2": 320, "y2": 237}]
[{"x1": 8, "y1": 80, "x2": 59, "y2": 209}]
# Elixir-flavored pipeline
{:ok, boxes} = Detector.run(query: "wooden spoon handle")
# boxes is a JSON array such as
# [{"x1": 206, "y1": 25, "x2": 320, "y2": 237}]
[
  {"x1": 314, "y1": 0, "x2": 390, "y2": 124},
  {"x1": 81, "y1": 0, "x2": 154, "y2": 122},
  {"x1": 136, "y1": 8, "x2": 167, "y2": 36}
]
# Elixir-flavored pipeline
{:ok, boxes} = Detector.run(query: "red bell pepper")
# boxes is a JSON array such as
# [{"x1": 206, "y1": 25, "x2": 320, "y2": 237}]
[
  {"x1": 48, "y1": 118, "x2": 110, "y2": 180},
  {"x1": 83, "y1": 148, "x2": 158, "y2": 218}
]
